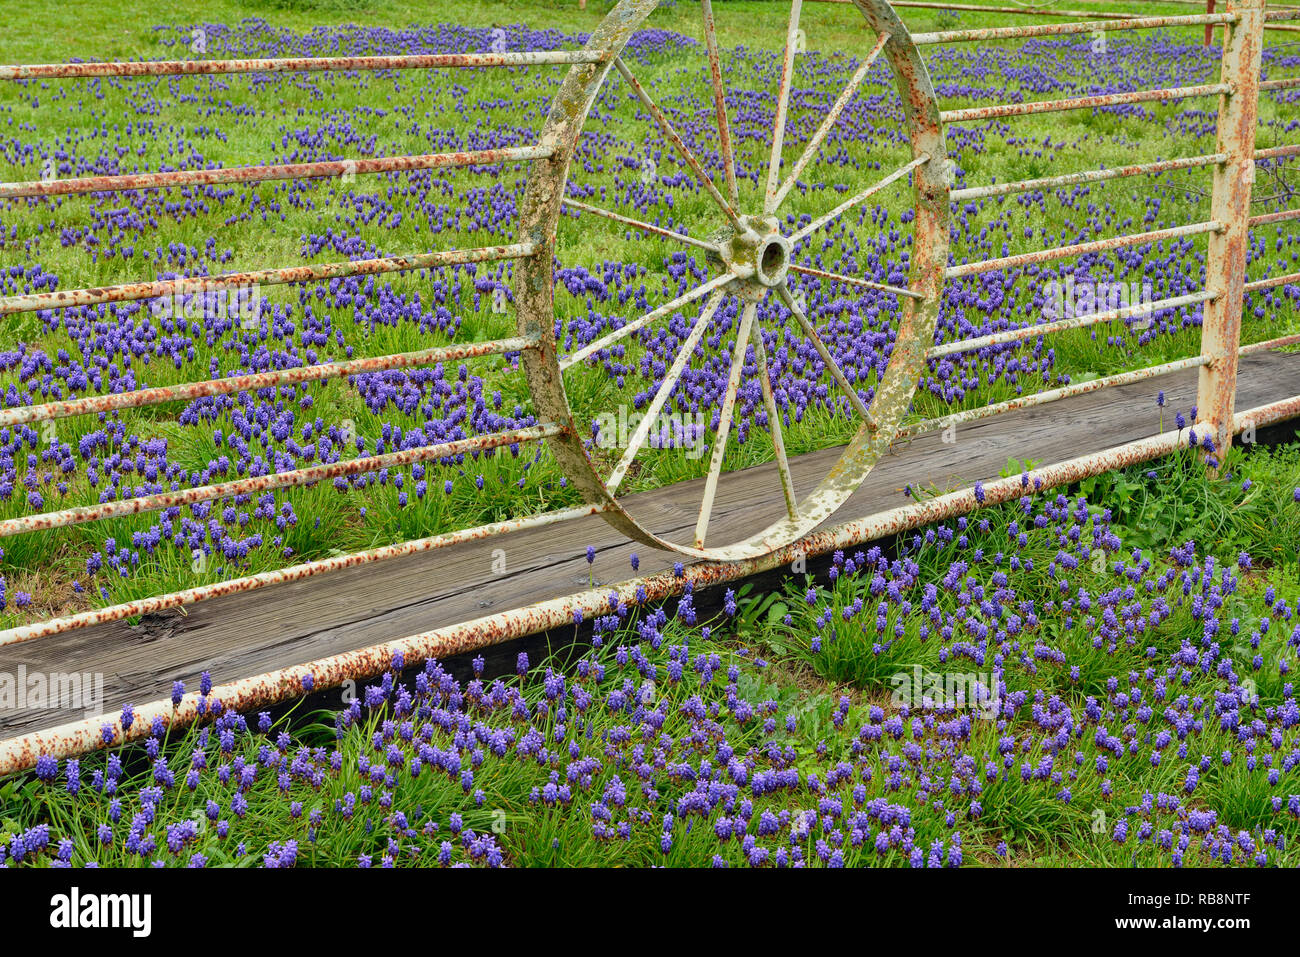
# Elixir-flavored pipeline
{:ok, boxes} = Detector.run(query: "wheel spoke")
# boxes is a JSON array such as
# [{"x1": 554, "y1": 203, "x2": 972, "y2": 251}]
[
  {"x1": 562, "y1": 198, "x2": 720, "y2": 253},
  {"x1": 751, "y1": 320, "x2": 799, "y2": 521},
  {"x1": 778, "y1": 283, "x2": 876, "y2": 428},
  {"x1": 764, "y1": 0, "x2": 804, "y2": 214},
  {"x1": 773, "y1": 31, "x2": 890, "y2": 211},
  {"x1": 607, "y1": 289, "x2": 727, "y2": 495},
  {"x1": 787, "y1": 263, "x2": 922, "y2": 301},
  {"x1": 614, "y1": 57, "x2": 747, "y2": 234},
  {"x1": 790, "y1": 153, "x2": 930, "y2": 244},
  {"x1": 701, "y1": 0, "x2": 740, "y2": 209},
  {"x1": 560, "y1": 272, "x2": 735, "y2": 370},
  {"x1": 694, "y1": 300, "x2": 757, "y2": 547}
]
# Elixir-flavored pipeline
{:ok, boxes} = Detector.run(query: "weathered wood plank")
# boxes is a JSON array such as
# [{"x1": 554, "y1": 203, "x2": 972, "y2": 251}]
[{"x1": 1, "y1": 350, "x2": 1296, "y2": 739}]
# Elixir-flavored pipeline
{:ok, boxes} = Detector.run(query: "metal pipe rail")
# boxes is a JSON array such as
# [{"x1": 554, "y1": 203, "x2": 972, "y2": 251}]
[
  {"x1": 901, "y1": 354, "x2": 1212, "y2": 440},
  {"x1": 0, "y1": 146, "x2": 553, "y2": 200},
  {"x1": 944, "y1": 221, "x2": 1225, "y2": 279},
  {"x1": 949, "y1": 153, "x2": 1228, "y2": 202},
  {"x1": 1245, "y1": 271, "x2": 1300, "y2": 292},
  {"x1": 0, "y1": 50, "x2": 607, "y2": 80},
  {"x1": 0, "y1": 501, "x2": 609, "y2": 650},
  {"x1": 1255, "y1": 145, "x2": 1300, "y2": 161},
  {"x1": 1248, "y1": 208, "x2": 1300, "y2": 226},
  {"x1": 0, "y1": 243, "x2": 537, "y2": 316},
  {"x1": 940, "y1": 84, "x2": 1230, "y2": 124},
  {"x1": 950, "y1": 144, "x2": 1292, "y2": 204},
  {"x1": 914, "y1": 12, "x2": 1238, "y2": 44},
  {"x1": 928, "y1": 291, "x2": 1218, "y2": 359},
  {"x1": 814, "y1": 0, "x2": 1300, "y2": 33}
]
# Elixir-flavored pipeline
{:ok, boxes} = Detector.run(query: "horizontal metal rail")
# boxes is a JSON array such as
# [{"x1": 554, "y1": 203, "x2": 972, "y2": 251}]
[
  {"x1": 1259, "y1": 77, "x2": 1300, "y2": 92},
  {"x1": 951, "y1": 144, "x2": 1297, "y2": 205},
  {"x1": 1240, "y1": 331, "x2": 1300, "y2": 354},
  {"x1": 1244, "y1": 271, "x2": 1300, "y2": 292},
  {"x1": 940, "y1": 84, "x2": 1229, "y2": 124},
  {"x1": 1249, "y1": 208, "x2": 1300, "y2": 227},
  {"x1": 0, "y1": 146, "x2": 553, "y2": 200},
  {"x1": 897, "y1": 0, "x2": 1228, "y2": 20},
  {"x1": 0, "y1": 337, "x2": 538, "y2": 428},
  {"x1": 945, "y1": 221, "x2": 1223, "y2": 279},
  {"x1": 9, "y1": 392, "x2": 1298, "y2": 775},
  {"x1": 0, "y1": 501, "x2": 607, "y2": 650},
  {"x1": 811, "y1": 0, "x2": 1300, "y2": 32},
  {"x1": 914, "y1": 12, "x2": 1237, "y2": 44},
  {"x1": 928, "y1": 290, "x2": 1217, "y2": 358},
  {"x1": 950, "y1": 153, "x2": 1227, "y2": 202},
  {"x1": 900, "y1": 354, "x2": 1210, "y2": 440},
  {"x1": 1254, "y1": 144, "x2": 1300, "y2": 161},
  {"x1": 0, "y1": 243, "x2": 534, "y2": 316},
  {"x1": 0, "y1": 423, "x2": 563, "y2": 538},
  {"x1": 0, "y1": 50, "x2": 605, "y2": 81}
]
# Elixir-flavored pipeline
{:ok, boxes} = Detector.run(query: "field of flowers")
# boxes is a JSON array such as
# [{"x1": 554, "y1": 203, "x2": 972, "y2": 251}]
[
  {"x1": 3, "y1": 443, "x2": 1300, "y2": 868},
  {"x1": 0, "y1": 1, "x2": 1296, "y2": 625},
  {"x1": 0, "y1": 0, "x2": 1299, "y2": 869}
]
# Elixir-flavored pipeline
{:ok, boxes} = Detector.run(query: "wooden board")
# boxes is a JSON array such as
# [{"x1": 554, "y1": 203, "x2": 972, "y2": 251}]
[{"x1": 2, "y1": 350, "x2": 1297, "y2": 740}]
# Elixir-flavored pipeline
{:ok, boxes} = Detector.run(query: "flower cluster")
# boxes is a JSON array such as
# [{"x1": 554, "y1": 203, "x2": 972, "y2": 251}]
[{"x1": 4, "y1": 469, "x2": 1299, "y2": 867}]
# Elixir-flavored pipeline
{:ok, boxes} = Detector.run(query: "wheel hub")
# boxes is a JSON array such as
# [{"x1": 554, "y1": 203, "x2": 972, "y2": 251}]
[{"x1": 716, "y1": 214, "x2": 791, "y2": 301}]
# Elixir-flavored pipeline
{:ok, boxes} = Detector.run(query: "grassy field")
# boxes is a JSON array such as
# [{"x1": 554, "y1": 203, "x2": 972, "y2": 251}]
[{"x1": 1, "y1": 0, "x2": 1299, "y2": 869}]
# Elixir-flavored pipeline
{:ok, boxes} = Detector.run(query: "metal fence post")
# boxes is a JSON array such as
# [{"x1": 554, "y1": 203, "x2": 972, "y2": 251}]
[{"x1": 1197, "y1": 0, "x2": 1264, "y2": 461}]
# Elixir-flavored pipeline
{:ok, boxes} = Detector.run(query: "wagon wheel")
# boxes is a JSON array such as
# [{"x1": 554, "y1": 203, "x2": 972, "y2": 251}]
[{"x1": 516, "y1": 0, "x2": 949, "y2": 560}]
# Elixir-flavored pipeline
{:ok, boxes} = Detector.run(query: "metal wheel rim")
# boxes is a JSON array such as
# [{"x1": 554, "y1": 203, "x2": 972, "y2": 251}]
[{"x1": 516, "y1": 0, "x2": 950, "y2": 560}]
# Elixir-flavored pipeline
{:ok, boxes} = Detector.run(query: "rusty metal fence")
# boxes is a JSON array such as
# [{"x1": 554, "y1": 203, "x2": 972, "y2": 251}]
[
  {"x1": 0, "y1": 0, "x2": 1298, "y2": 771},
  {"x1": 823, "y1": 0, "x2": 1300, "y2": 38}
]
